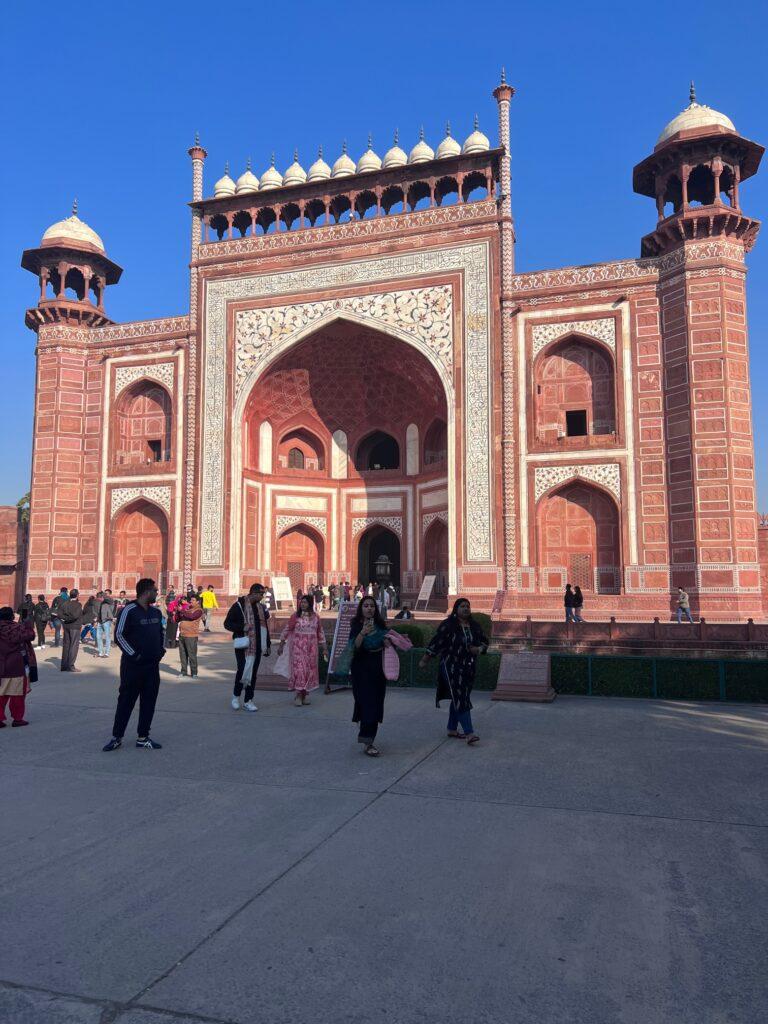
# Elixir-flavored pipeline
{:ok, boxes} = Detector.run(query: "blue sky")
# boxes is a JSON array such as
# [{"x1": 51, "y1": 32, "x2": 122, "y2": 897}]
[{"x1": 1, "y1": 0, "x2": 766, "y2": 506}]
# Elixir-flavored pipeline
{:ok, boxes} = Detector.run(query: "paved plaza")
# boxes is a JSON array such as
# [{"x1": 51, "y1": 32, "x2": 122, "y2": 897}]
[{"x1": 1, "y1": 637, "x2": 767, "y2": 1024}]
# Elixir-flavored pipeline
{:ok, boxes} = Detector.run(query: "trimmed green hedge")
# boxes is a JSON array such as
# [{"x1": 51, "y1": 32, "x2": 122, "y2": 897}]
[{"x1": 551, "y1": 655, "x2": 767, "y2": 702}]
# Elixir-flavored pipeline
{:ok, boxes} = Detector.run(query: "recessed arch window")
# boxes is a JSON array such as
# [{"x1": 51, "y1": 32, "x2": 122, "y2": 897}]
[
  {"x1": 113, "y1": 380, "x2": 172, "y2": 468},
  {"x1": 534, "y1": 337, "x2": 616, "y2": 444},
  {"x1": 355, "y1": 431, "x2": 400, "y2": 471},
  {"x1": 287, "y1": 447, "x2": 305, "y2": 469}
]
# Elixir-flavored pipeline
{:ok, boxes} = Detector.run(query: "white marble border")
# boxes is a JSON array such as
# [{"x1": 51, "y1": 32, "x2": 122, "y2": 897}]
[{"x1": 200, "y1": 242, "x2": 493, "y2": 570}]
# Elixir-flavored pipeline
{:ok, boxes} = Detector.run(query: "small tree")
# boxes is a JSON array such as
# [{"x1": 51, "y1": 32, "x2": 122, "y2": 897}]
[{"x1": 16, "y1": 492, "x2": 30, "y2": 525}]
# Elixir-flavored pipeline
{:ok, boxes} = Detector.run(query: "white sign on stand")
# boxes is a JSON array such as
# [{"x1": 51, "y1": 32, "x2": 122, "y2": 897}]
[
  {"x1": 414, "y1": 575, "x2": 436, "y2": 611},
  {"x1": 271, "y1": 576, "x2": 295, "y2": 608}
]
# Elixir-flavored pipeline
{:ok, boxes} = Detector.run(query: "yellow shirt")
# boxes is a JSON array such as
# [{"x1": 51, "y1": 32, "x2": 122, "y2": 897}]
[{"x1": 201, "y1": 591, "x2": 219, "y2": 610}]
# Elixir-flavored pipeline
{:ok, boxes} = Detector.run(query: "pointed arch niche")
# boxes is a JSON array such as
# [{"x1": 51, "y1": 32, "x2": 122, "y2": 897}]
[{"x1": 536, "y1": 481, "x2": 621, "y2": 594}]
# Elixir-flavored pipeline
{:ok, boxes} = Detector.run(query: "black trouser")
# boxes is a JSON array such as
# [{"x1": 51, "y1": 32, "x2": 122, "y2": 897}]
[
  {"x1": 233, "y1": 647, "x2": 261, "y2": 703},
  {"x1": 112, "y1": 658, "x2": 161, "y2": 739},
  {"x1": 179, "y1": 636, "x2": 198, "y2": 676},
  {"x1": 358, "y1": 722, "x2": 379, "y2": 744},
  {"x1": 35, "y1": 622, "x2": 47, "y2": 646},
  {"x1": 61, "y1": 626, "x2": 81, "y2": 670}
]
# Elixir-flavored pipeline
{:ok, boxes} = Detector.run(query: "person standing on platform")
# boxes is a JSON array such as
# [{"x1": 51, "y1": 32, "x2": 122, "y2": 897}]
[
  {"x1": 95, "y1": 590, "x2": 115, "y2": 658},
  {"x1": 201, "y1": 585, "x2": 219, "y2": 631},
  {"x1": 60, "y1": 589, "x2": 84, "y2": 672},
  {"x1": 676, "y1": 587, "x2": 694, "y2": 624},
  {"x1": 564, "y1": 583, "x2": 575, "y2": 623},
  {"x1": 419, "y1": 598, "x2": 488, "y2": 745},
  {"x1": 224, "y1": 583, "x2": 271, "y2": 712},
  {"x1": 177, "y1": 596, "x2": 203, "y2": 676},
  {"x1": 277, "y1": 594, "x2": 328, "y2": 706},
  {"x1": 103, "y1": 578, "x2": 165, "y2": 751},
  {"x1": 32, "y1": 594, "x2": 51, "y2": 649},
  {"x1": 573, "y1": 586, "x2": 584, "y2": 623},
  {"x1": 348, "y1": 596, "x2": 392, "y2": 757},
  {"x1": 50, "y1": 587, "x2": 69, "y2": 647},
  {"x1": 0, "y1": 607, "x2": 36, "y2": 728}
]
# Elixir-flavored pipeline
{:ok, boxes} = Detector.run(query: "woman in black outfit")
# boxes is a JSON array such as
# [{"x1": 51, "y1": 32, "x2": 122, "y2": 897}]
[
  {"x1": 573, "y1": 586, "x2": 584, "y2": 622},
  {"x1": 348, "y1": 596, "x2": 390, "y2": 757}
]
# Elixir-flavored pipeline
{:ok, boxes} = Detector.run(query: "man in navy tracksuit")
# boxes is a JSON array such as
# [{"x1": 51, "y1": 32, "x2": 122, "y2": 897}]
[{"x1": 103, "y1": 578, "x2": 165, "y2": 751}]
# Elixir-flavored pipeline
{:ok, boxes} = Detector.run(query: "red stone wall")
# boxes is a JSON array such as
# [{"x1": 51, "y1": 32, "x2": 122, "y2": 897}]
[
  {"x1": 26, "y1": 333, "x2": 104, "y2": 596},
  {"x1": 0, "y1": 507, "x2": 27, "y2": 609}
]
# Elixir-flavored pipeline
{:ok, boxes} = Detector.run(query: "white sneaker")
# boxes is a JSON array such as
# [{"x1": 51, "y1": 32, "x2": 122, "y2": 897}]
[
  {"x1": 230, "y1": 697, "x2": 241, "y2": 710},
  {"x1": 243, "y1": 701, "x2": 258, "y2": 713}
]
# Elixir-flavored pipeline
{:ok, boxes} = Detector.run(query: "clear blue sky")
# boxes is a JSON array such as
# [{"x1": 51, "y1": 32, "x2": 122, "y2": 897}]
[{"x1": 1, "y1": 0, "x2": 766, "y2": 506}]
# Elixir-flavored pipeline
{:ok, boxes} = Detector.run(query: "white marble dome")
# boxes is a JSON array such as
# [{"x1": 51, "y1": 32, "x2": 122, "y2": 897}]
[
  {"x1": 235, "y1": 159, "x2": 259, "y2": 194},
  {"x1": 213, "y1": 164, "x2": 236, "y2": 197},
  {"x1": 436, "y1": 122, "x2": 461, "y2": 159},
  {"x1": 657, "y1": 85, "x2": 736, "y2": 145},
  {"x1": 462, "y1": 116, "x2": 490, "y2": 155},
  {"x1": 331, "y1": 142, "x2": 356, "y2": 178},
  {"x1": 41, "y1": 204, "x2": 105, "y2": 252},
  {"x1": 356, "y1": 135, "x2": 382, "y2": 173},
  {"x1": 283, "y1": 150, "x2": 307, "y2": 187},
  {"x1": 259, "y1": 154, "x2": 283, "y2": 191},
  {"x1": 382, "y1": 130, "x2": 407, "y2": 169},
  {"x1": 408, "y1": 127, "x2": 434, "y2": 165},
  {"x1": 307, "y1": 146, "x2": 331, "y2": 182}
]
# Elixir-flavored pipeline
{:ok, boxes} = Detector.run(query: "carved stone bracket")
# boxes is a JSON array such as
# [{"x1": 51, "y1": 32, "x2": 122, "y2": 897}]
[
  {"x1": 110, "y1": 485, "x2": 172, "y2": 518},
  {"x1": 534, "y1": 463, "x2": 621, "y2": 503},
  {"x1": 114, "y1": 362, "x2": 175, "y2": 395},
  {"x1": 275, "y1": 514, "x2": 327, "y2": 538},
  {"x1": 351, "y1": 516, "x2": 403, "y2": 538},
  {"x1": 531, "y1": 317, "x2": 616, "y2": 359}
]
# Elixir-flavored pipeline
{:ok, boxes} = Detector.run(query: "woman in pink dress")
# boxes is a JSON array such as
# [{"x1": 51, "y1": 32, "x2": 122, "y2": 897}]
[{"x1": 277, "y1": 594, "x2": 328, "y2": 705}]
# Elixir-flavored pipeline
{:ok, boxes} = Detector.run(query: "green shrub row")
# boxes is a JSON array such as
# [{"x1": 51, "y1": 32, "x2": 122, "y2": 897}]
[{"x1": 551, "y1": 656, "x2": 768, "y2": 702}]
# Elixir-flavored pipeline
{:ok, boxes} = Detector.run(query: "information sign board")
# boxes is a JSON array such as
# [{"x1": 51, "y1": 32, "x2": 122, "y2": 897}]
[
  {"x1": 271, "y1": 576, "x2": 295, "y2": 607},
  {"x1": 414, "y1": 574, "x2": 436, "y2": 610},
  {"x1": 328, "y1": 601, "x2": 357, "y2": 676}
]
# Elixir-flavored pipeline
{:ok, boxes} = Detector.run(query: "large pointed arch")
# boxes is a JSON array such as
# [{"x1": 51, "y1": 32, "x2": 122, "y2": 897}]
[{"x1": 230, "y1": 317, "x2": 457, "y2": 593}]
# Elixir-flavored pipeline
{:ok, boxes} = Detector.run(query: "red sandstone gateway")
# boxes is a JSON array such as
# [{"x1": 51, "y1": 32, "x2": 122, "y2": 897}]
[{"x1": 19, "y1": 77, "x2": 767, "y2": 622}]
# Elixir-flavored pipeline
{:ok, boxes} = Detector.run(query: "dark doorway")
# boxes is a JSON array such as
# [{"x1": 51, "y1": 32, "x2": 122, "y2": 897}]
[
  {"x1": 355, "y1": 431, "x2": 400, "y2": 471},
  {"x1": 565, "y1": 409, "x2": 588, "y2": 437},
  {"x1": 357, "y1": 526, "x2": 400, "y2": 587}
]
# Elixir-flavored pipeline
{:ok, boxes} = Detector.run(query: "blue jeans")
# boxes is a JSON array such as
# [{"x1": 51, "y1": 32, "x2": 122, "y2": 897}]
[
  {"x1": 677, "y1": 606, "x2": 693, "y2": 623},
  {"x1": 565, "y1": 607, "x2": 575, "y2": 622},
  {"x1": 96, "y1": 622, "x2": 112, "y2": 656},
  {"x1": 52, "y1": 617, "x2": 62, "y2": 644},
  {"x1": 81, "y1": 623, "x2": 96, "y2": 641},
  {"x1": 447, "y1": 701, "x2": 474, "y2": 736}
]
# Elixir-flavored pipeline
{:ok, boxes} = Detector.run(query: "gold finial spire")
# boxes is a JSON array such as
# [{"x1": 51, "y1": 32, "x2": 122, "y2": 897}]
[
  {"x1": 501, "y1": 66, "x2": 506, "y2": 85},
  {"x1": 394, "y1": 128, "x2": 399, "y2": 145},
  {"x1": 474, "y1": 113, "x2": 479, "y2": 130},
  {"x1": 246, "y1": 155, "x2": 251, "y2": 170},
  {"x1": 367, "y1": 132, "x2": 373, "y2": 149},
  {"x1": 293, "y1": 148, "x2": 299, "y2": 161},
  {"x1": 446, "y1": 120, "x2": 452, "y2": 136},
  {"x1": 318, "y1": 144, "x2": 323, "y2": 158},
  {"x1": 224, "y1": 161, "x2": 229, "y2": 175},
  {"x1": 72, "y1": 198, "x2": 78, "y2": 217},
  {"x1": 194, "y1": 131, "x2": 200, "y2": 146},
  {"x1": 689, "y1": 80, "x2": 697, "y2": 105}
]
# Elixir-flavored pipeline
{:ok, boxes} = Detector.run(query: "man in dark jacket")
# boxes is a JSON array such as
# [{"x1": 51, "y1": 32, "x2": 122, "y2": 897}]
[
  {"x1": 50, "y1": 587, "x2": 69, "y2": 646},
  {"x1": 103, "y1": 578, "x2": 165, "y2": 751},
  {"x1": 32, "y1": 594, "x2": 51, "y2": 648},
  {"x1": 60, "y1": 589, "x2": 84, "y2": 671},
  {"x1": 223, "y1": 583, "x2": 271, "y2": 712},
  {"x1": 17, "y1": 594, "x2": 34, "y2": 622}
]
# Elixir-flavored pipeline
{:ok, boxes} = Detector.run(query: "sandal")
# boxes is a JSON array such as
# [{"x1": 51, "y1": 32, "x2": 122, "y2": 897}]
[
  {"x1": 364, "y1": 744, "x2": 380, "y2": 757},
  {"x1": 466, "y1": 734, "x2": 480, "y2": 745},
  {"x1": 446, "y1": 731, "x2": 462, "y2": 738}
]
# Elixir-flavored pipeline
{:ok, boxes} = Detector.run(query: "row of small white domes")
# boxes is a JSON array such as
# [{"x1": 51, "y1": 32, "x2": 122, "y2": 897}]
[{"x1": 213, "y1": 121, "x2": 491, "y2": 197}]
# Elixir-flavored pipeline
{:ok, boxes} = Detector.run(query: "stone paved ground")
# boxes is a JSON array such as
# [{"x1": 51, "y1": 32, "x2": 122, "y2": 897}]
[{"x1": 1, "y1": 635, "x2": 767, "y2": 1024}]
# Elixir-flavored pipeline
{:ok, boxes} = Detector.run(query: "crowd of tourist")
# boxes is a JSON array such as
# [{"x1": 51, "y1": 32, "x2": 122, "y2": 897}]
[
  {"x1": 2, "y1": 575, "x2": 704, "y2": 739},
  {"x1": 0, "y1": 577, "x2": 491, "y2": 753}
]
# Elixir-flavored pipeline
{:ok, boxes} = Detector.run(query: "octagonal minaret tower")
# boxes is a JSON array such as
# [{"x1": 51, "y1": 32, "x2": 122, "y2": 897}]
[{"x1": 633, "y1": 87, "x2": 764, "y2": 615}]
